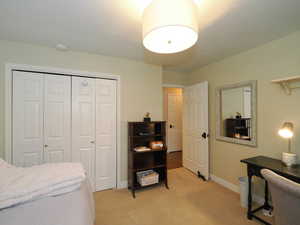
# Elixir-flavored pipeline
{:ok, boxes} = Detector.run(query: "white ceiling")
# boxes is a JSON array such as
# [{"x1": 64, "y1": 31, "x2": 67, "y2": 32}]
[{"x1": 1, "y1": 0, "x2": 300, "y2": 72}]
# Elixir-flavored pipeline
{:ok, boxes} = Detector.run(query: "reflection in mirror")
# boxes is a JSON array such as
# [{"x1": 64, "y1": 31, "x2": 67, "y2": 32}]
[
  {"x1": 216, "y1": 80, "x2": 257, "y2": 147},
  {"x1": 221, "y1": 86, "x2": 251, "y2": 140}
]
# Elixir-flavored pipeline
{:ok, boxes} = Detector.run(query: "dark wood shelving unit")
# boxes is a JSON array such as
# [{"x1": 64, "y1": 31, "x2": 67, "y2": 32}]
[
  {"x1": 225, "y1": 118, "x2": 251, "y2": 140},
  {"x1": 128, "y1": 121, "x2": 168, "y2": 198}
]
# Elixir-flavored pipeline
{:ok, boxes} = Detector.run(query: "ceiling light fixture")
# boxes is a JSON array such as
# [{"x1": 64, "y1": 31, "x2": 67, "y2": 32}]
[
  {"x1": 142, "y1": 0, "x2": 198, "y2": 54},
  {"x1": 136, "y1": 0, "x2": 153, "y2": 14},
  {"x1": 138, "y1": 0, "x2": 200, "y2": 14}
]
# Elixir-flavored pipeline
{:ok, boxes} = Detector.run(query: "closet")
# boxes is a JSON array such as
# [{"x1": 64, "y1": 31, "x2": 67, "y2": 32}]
[{"x1": 12, "y1": 71, "x2": 117, "y2": 192}]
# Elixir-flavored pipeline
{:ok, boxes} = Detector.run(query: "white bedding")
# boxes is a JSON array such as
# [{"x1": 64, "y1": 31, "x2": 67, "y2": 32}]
[
  {"x1": 0, "y1": 179, "x2": 95, "y2": 225},
  {"x1": 0, "y1": 159, "x2": 86, "y2": 209}
]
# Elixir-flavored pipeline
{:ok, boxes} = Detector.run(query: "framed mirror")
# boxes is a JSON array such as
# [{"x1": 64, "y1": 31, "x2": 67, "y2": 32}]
[{"x1": 216, "y1": 80, "x2": 257, "y2": 147}]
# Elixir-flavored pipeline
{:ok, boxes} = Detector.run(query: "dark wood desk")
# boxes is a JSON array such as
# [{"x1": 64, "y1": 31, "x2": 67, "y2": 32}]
[{"x1": 241, "y1": 156, "x2": 300, "y2": 225}]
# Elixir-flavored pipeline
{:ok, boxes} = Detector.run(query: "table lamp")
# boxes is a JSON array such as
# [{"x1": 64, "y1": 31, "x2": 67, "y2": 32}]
[{"x1": 278, "y1": 122, "x2": 297, "y2": 166}]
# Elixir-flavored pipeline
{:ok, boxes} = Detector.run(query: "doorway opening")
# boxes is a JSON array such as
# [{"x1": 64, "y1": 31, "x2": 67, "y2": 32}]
[
  {"x1": 163, "y1": 87, "x2": 183, "y2": 170},
  {"x1": 163, "y1": 82, "x2": 209, "y2": 179}
]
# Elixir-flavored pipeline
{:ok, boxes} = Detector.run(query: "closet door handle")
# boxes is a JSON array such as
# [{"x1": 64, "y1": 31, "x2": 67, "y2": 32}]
[
  {"x1": 90, "y1": 141, "x2": 95, "y2": 144},
  {"x1": 44, "y1": 144, "x2": 48, "y2": 148}
]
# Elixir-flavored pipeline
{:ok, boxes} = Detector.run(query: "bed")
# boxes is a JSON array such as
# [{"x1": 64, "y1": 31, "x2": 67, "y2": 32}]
[
  {"x1": 0, "y1": 179, "x2": 95, "y2": 225},
  {"x1": 0, "y1": 160, "x2": 95, "y2": 225}
]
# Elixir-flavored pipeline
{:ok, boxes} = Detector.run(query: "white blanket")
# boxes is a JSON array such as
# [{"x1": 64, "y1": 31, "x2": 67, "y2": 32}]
[{"x1": 0, "y1": 160, "x2": 86, "y2": 210}]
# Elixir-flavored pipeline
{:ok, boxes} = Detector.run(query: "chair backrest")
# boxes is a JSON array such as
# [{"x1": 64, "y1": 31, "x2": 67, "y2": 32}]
[{"x1": 261, "y1": 169, "x2": 300, "y2": 225}]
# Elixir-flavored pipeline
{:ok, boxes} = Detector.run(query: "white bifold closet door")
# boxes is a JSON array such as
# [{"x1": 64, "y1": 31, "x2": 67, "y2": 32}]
[
  {"x1": 13, "y1": 71, "x2": 44, "y2": 167},
  {"x1": 44, "y1": 75, "x2": 71, "y2": 163},
  {"x1": 95, "y1": 79, "x2": 117, "y2": 191},
  {"x1": 13, "y1": 72, "x2": 116, "y2": 191},
  {"x1": 72, "y1": 77, "x2": 96, "y2": 189},
  {"x1": 12, "y1": 71, "x2": 71, "y2": 167},
  {"x1": 72, "y1": 77, "x2": 117, "y2": 192}
]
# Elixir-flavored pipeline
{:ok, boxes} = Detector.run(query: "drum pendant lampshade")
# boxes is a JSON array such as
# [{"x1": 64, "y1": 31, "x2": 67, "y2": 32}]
[{"x1": 142, "y1": 0, "x2": 198, "y2": 54}]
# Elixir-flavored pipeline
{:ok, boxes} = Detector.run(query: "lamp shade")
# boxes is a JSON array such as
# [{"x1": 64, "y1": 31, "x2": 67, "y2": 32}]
[
  {"x1": 142, "y1": 0, "x2": 198, "y2": 54},
  {"x1": 278, "y1": 122, "x2": 294, "y2": 138}
]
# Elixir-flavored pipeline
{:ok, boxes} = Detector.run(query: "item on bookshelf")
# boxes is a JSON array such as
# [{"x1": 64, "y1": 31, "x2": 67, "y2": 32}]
[
  {"x1": 138, "y1": 132, "x2": 154, "y2": 136},
  {"x1": 234, "y1": 133, "x2": 241, "y2": 139},
  {"x1": 235, "y1": 112, "x2": 242, "y2": 119},
  {"x1": 134, "y1": 146, "x2": 151, "y2": 152},
  {"x1": 137, "y1": 170, "x2": 159, "y2": 186},
  {"x1": 143, "y1": 112, "x2": 151, "y2": 122},
  {"x1": 150, "y1": 141, "x2": 164, "y2": 150}
]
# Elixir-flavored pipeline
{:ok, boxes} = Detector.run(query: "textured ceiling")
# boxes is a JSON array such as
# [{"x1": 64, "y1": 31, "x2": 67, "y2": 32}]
[{"x1": 0, "y1": 0, "x2": 300, "y2": 72}]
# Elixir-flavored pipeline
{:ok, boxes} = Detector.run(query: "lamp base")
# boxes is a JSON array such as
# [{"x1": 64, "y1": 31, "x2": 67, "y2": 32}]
[{"x1": 282, "y1": 152, "x2": 297, "y2": 167}]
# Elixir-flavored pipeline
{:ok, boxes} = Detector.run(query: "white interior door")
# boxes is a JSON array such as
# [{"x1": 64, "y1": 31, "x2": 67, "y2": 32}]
[
  {"x1": 95, "y1": 79, "x2": 117, "y2": 191},
  {"x1": 72, "y1": 77, "x2": 96, "y2": 189},
  {"x1": 12, "y1": 71, "x2": 44, "y2": 167},
  {"x1": 183, "y1": 81, "x2": 209, "y2": 180},
  {"x1": 44, "y1": 75, "x2": 71, "y2": 163},
  {"x1": 167, "y1": 92, "x2": 182, "y2": 152}
]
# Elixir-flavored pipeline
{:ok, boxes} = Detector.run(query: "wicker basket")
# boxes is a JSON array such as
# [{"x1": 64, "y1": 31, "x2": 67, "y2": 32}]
[{"x1": 136, "y1": 170, "x2": 159, "y2": 186}]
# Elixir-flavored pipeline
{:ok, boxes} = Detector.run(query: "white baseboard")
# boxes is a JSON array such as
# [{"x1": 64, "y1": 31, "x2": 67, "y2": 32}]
[
  {"x1": 210, "y1": 174, "x2": 239, "y2": 193},
  {"x1": 117, "y1": 180, "x2": 128, "y2": 189},
  {"x1": 210, "y1": 174, "x2": 264, "y2": 204}
]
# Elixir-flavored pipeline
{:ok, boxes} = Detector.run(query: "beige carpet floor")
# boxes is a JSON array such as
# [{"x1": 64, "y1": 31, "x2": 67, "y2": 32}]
[{"x1": 94, "y1": 168, "x2": 272, "y2": 225}]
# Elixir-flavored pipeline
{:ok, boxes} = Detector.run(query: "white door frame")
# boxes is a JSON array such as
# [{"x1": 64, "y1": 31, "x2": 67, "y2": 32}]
[{"x1": 4, "y1": 63, "x2": 123, "y2": 189}]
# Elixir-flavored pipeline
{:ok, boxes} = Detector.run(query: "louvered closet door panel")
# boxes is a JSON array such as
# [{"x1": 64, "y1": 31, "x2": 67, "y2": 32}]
[
  {"x1": 44, "y1": 75, "x2": 71, "y2": 163},
  {"x1": 95, "y1": 79, "x2": 117, "y2": 191},
  {"x1": 72, "y1": 77, "x2": 96, "y2": 189},
  {"x1": 12, "y1": 71, "x2": 44, "y2": 167}
]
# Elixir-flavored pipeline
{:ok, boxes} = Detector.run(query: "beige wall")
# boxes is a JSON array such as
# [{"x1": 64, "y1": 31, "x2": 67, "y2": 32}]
[
  {"x1": 162, "y1": 70, "x2": 187, "y2": 86},
  {"x1": 187, "y1": 30, "x2": 300, "y2": 187},
  {"x1": 0, "y1": 40, "x2": 163, "y2": 182}
]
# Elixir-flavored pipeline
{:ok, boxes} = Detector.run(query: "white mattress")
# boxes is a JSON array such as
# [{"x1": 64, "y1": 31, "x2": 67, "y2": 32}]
[{"x1": 0, "y1": 179, "x2": 95, "y2": 225}]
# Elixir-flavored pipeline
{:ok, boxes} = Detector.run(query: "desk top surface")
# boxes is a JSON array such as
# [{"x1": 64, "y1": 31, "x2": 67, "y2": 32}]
[{"x1": 241, "y1": 156, "x2": 300, "y2": 180}]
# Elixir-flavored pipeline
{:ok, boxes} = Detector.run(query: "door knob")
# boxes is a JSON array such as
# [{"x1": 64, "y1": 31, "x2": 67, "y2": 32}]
[
  {"x1": 44, "y1": 144, "x2": 48, "y2": 148},
  {"x1": 90, "y1": 141, "x2": 95, "y2": 144},
  {"x1": 170, "y1": 124, "x2": 174, "y2": 128},
  {"x1": 201, "y1": 132, "x2": 208, "y2": 139}
]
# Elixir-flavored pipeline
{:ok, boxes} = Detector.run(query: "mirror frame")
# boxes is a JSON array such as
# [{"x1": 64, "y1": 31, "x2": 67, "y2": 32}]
[{"x1": 216, "y1": 80, "x2": 257, "y2": 147}]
